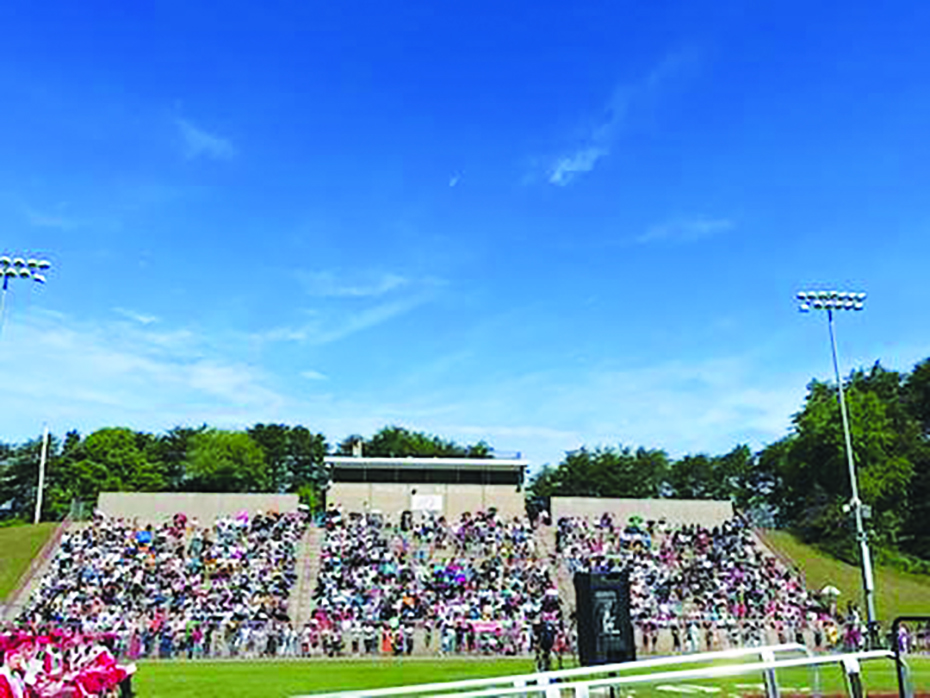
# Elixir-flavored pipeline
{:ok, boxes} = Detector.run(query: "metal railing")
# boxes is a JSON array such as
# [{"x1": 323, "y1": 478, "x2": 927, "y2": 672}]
[
  {"x1": 293, "y1": 643, "x2": 814, "y2": 698},
  {"x1": 439, "y1": 650, "x2": 891, "y2": 698}
]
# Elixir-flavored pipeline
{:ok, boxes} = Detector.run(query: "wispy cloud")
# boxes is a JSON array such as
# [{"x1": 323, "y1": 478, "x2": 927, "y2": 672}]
[
  {"x1": 546, "y1": 48, "x2": 698, "y2": 186},
  {"x1": 637, "y1": 216, "x2": 734, "y2": 244},
  {"x1": 549, "y1": 147, "x2": 611, "y2": 186},
  {"x1": 298, "y1": 270, "x2": 409, "y2": 298},
  {"x1": 381, "y1": 353, "x2": 808, "y2": 467},
  {"x1": 176, "y1": 118, "x2": 236, "y2": 161},
  {"x1": 254, "y1": 294, "x2": 430, "y2": 347},
  {"x1": 0, "y1": 310, "x2": 287, "y2": 439},
  {"x1": 300, "y1": 369, "x2": 327, "y2": 381},
  {"x1": 23, "y1": 206, "x2": 78, "y2": 230},
  {"x1": 113, "y1": 307, "x2": 159, "y2": 325}
]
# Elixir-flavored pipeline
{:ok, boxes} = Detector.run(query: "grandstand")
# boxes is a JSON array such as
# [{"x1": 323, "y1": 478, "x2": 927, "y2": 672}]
[{"x1": 3, "y1": 489, "x2": 848, "y2": 664}]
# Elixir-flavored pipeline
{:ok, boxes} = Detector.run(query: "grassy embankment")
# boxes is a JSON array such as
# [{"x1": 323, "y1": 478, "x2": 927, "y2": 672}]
[
  {"x1": 758, "y1": 529, "x2": 930, "y2": 620},
  {"x1": 0, "y1": 522, "x2": 58, "y2": 601}
]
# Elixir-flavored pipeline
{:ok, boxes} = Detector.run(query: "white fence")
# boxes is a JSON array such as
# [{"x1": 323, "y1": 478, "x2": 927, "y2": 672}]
[{"x1": 293, "y1": 644, "x2": 902, "y2": 698}]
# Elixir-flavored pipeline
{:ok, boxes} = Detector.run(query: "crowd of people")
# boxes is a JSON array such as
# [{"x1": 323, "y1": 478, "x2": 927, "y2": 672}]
[
  {"x1": 556, "y1": 514, "x2": 843, "y2": 652},
  {"x1": 0, "y1": 628, "x2": 135, "y2": 698},
  {"x1": 17, "y1": 509, "x2": 306, "y2": 660},
  {"x1": 305, "y1": 508, "x2": 565, "y2": 658},
  {"x1": 8, "y1": 504, "x2": 894, "y2": 665}
]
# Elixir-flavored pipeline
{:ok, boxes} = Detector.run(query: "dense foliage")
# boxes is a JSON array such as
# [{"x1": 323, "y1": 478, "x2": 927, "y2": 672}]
[
  {"x1": 760, "y1": 361, "x2": 930, "y2": 563},
  {"x1": 2, "y1": 357, "x2": 929, "y2": 562},
  {"x1": 335, "y1": 426, "x2": 491, "y2": 459}
]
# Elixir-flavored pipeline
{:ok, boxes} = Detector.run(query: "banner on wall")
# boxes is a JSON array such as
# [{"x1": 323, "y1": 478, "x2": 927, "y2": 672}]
[{"x1": 411, "y1": 493, "x2": 443, "y2": 512}]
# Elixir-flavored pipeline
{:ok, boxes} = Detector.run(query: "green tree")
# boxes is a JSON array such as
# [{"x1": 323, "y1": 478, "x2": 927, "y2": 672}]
[
  {"x1": 248, "y1": 423, "x2": 290, "y2": 491},
  {"x1": 341, "y1": 426, "x2": 492, "y2": 459},
  {"x1": 147, "y1": 426, "x2": 204, "y2": 491},
  {"x1": 763, "y1": 370, "x2": 918, "y2": 555},
  {"x1": 529, "y1": 445, "x2": 669, "y2": 499},
  {"x1": 900, "y1": 358, "x2": 930, "y2": 557},
  {"x1": 668, "y1": 454, "x2": 715, "y2": 499},
  {"x1": 184, "y1": 429, "x2": 268, "y2": 492},
  {"x1": 248, "y1": 423, "x2": 328, "y2": 493},
  {"x1": 904, "y1": 358, "x2": 930, "y2": 435},
  {"x1": 0, "y1": 436, "x2": 54, "y2": 520},
  {"x1": 58, "y1": 428, "x2": 166, "y2": 504},
  {"x1": 287, "y1": 425, "x2": 328, "y2": 491}
]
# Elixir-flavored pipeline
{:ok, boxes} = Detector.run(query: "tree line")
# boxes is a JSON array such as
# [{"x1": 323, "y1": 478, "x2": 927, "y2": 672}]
[
  {"x1": 0, "y1": 425, "x2": 488, "y2": 522},
  {"x1": 1, "y1": 358, "x2": 928, "y2": 564}
]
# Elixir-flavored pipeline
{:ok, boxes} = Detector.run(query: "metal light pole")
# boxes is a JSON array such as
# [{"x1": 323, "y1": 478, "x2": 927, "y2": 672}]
[
  {"x1": 0, "y1": 254, "x2": 52, "y2": 523},
  {"x1": 35, "y1": 426, "x2": 50, "y2": 524},
  {"x1": 797, "y1": 289, "x2": 877, "y2": 643},
  {"x1": 0, "y1": 255, "x2": 50, "y2": 336}
]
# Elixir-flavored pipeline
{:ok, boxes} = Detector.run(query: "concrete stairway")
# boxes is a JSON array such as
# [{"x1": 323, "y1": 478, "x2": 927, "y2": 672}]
[
  {"x1": 535, "y1": 524, "x2": 576, "y2": 615},
  {"x1": 288, "y1": 524, "x2": 323, "y2": 628}
]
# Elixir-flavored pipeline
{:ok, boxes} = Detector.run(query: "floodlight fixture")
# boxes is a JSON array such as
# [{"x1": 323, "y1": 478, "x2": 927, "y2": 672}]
[
  {"x1": 0, "y1": 253, "x2": 52, "y2": 329},
  {"x1": 0, "y1": 255, "x2": 51, "y2": 288}
]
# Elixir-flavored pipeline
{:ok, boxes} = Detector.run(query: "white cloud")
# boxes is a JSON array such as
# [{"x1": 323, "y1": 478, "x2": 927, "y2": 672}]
[
  {"x1": 548, "y1": 147, "x2": 610, "y2": 186},
  {"x1": 300, "y1": 370, "x2": 327, "y2": 381},
  {"x1": 637, "y1": 216, "x2": 734, "y2": 244},
  {"x1": 349, "y1": 352, "x2": 808, "y2": 469},
  {"x1": 298, "y1": 270, "x2": 409, "y2": 298},
  {"x1": 545, "y1": 49, "x2": 697, "y2": 186},
  {"x1": 448, "y1": 174, "x2": 461, "y2": 188},
  {"x1": 23, "y1": 206, "x2": 78, "y2": 230},
  {"x1": 0, "y1": 310, "x2": 286, "y2": 439},
  {"x1": 254, "y1": 294, "x2": 429, "y2": 347},
  {"x1": 176, "y1": 118, "x2": 236, "y2": 161},
  {"x1": 113, "y1": 307, "x2": 159, "y2": 325}
]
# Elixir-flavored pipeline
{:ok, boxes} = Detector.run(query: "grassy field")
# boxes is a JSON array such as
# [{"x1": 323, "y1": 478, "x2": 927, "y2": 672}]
[
  {"x1": 133, "y1": 655, "x2": 930, "y2": 698},
  {"x1": 759, "y1": 530, "x2": 930, "y2": 620},
  {"x1": 0, "y1": 522, "x2": 58, "y2": 601},
  {"x1": 134, "y1": 658, "x2": 534, "y2": 698}
]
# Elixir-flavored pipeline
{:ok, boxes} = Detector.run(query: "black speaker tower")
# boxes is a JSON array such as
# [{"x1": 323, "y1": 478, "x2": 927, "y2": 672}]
[{"x1": 574, "y1": 570, "x2": 636, "y2": 666}]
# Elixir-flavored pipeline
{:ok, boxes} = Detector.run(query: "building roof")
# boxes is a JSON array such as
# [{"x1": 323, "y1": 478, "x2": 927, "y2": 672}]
[{"x1": 324, "y1": 456, "x2": 528, "y2": 472}]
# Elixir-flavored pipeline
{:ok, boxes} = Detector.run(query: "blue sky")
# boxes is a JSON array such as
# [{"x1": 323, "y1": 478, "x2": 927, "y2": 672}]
[{"x1": 2, "y1": 0, "x2": 929, "y2": 468}]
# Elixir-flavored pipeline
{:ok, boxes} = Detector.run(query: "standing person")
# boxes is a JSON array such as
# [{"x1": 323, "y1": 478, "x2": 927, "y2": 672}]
[
  {"x1": 553, "y1": 623, "x2": 568, "y2": 670},
  {"x1": 534, "y1": 617, "x2": 554, "y2": 673},
  {"x1": 897, "y1": 624, "x2": 909, "y2": 655},
  {"x1": 687, "y1": 621, "x2": 700, "y2": 654},
  {"x1": 671, "y1": 622, "x2": 682, "y2": 654},
  {"x1": 404, "y1": 625, "x2": 414, "y2": 656}
]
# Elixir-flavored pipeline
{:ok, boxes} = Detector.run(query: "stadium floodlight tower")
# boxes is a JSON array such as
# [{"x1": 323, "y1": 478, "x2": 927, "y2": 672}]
[
  {"x1": 0, "y1": 255, "x2": 50, "y2": 328},
  {"x1": 0, "y1": 255, "x2": 52, "y2": 523},
  {"x1": 796, "y1": 289, "x2": 876, "y2": 641}
]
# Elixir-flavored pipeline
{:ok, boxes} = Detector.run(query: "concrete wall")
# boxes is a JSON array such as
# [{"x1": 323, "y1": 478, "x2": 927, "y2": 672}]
[
  {"x1": 550, "y1": 497, "x2": 734, "y2": 528},
  {"x1": 96, "y1": 492, "x2": 300, "y2": 525},
  {"x1": 328, "y1": 483, "x2": 525, "y2": 520}
]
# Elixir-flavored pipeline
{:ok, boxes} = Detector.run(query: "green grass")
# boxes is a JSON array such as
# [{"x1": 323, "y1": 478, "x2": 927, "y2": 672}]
[
  {"x1": 0, "y1": 522, "x2": 58, "y2": 601},
  {"x1": 134, "y1": 658, "x2": 535, "y2": 698},
  {"x1": 759, "y1": 529, "x2": 930, "y2": 621},
  {"x1": 133, "y1": 655, "x2": 930, "y2": 698}
]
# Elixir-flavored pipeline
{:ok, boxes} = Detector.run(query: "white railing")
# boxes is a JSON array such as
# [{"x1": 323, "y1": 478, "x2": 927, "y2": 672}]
[
  {"x1": 423, "y1": 650, "x2": 893, "y2": 698},
  {"x1": 293, "y1": 643, "x2": 814, "y2": 698}
]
